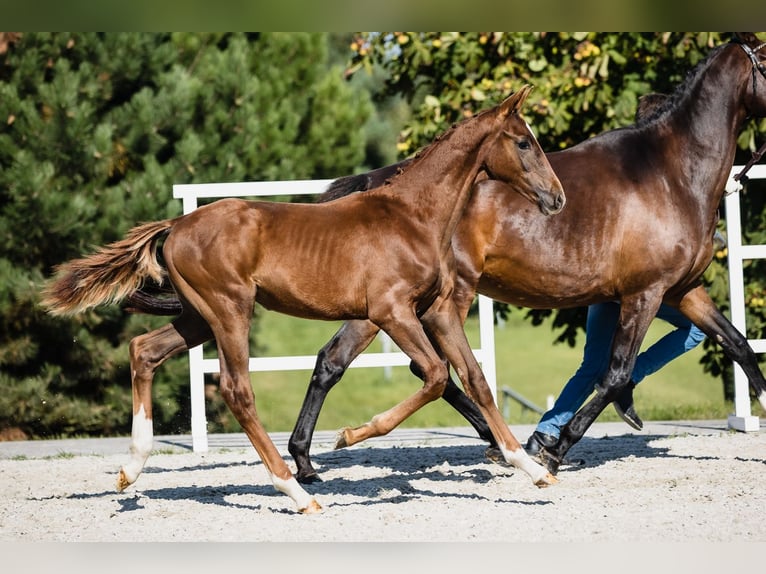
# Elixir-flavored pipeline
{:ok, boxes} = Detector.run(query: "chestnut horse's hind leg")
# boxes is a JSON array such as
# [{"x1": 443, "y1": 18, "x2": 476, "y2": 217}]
[
  {"x1": 187, "y1": 283, "x2": 321, "y2": 514},
  {"x1": 118, "y1": 311, "x2": 213, "y2": 491}
]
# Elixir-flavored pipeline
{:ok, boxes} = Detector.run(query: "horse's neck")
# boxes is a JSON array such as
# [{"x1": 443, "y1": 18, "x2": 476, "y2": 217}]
[
  {"x1": 389, "y1": 121, "x2": 491, "y2": 245},
  {"x1": 664, "y1": 43, "x2": 751, "y2": 207}
]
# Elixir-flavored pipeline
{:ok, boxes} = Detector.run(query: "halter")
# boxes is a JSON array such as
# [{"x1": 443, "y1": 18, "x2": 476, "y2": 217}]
[
  {"x1": 733, "y1": 39, "x2": 766, "y2": 184},
  {"x1": 737, "y1": 40, "x2": 766, "y2": 82}
]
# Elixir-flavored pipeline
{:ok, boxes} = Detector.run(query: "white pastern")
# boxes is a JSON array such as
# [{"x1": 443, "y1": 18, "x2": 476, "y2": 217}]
[
  {"x1": 121, "y1": 404, "x2": 154, "y2": 485},
  {"x1": 271, "y1": 473, "x2": 319, "y2": 513},
  {"x1": 759, "y1": 389, "x2": 766, "y2": 412},
  {"x1": 500, "y1": 445, "x2": 551, "y2": 485}
]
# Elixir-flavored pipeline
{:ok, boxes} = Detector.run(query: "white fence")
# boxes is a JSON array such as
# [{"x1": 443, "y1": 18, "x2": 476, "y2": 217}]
[
  {"x1": 724, "y1": 164, "x2": 766, "y2": 431},
  {"x1": 172, "y1": 180, "x2": 497, "y2": 452},
  {"x1": 174, "y1": 166, "x2": 765, "y2": 452}
]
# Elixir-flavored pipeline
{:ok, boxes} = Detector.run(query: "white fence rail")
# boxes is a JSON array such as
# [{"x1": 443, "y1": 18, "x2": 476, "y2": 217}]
[
  {"x1": 174, "y1": 165, "x2": 764, "y2": 452},
  {"x1": 173, "y1": 180, "x2": 497, "y2": 453}
]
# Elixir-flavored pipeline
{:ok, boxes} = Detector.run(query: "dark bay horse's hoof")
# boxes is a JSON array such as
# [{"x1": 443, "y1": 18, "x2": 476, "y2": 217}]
[
  {"x1": 484, "y1": 446, "x2": 515, "y2": 468},
  {"x1": 536, "y1": 448, "x2": 585, "y2": 473},
  {"x1": 295, "y1": 471, "x2": 322, "y2": 485},
  {"x1": 537, "y1": 448, "x2": 562, "y2": 475}
]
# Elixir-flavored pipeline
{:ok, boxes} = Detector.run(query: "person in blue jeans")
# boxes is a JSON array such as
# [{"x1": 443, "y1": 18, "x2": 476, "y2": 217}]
[{"x1": 525, "y1": 301, "x2": 707, "y2": 455}]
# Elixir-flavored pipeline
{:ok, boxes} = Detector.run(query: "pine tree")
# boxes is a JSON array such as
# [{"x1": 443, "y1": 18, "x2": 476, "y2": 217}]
[{"x1": 0, "y1": 32, "x2": 372, "y2": 438}]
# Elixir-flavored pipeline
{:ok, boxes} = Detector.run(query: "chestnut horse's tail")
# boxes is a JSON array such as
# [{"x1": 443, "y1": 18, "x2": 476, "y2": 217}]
[{"x1": 41, "y1": 219, "x2": 176, "y2": 316}]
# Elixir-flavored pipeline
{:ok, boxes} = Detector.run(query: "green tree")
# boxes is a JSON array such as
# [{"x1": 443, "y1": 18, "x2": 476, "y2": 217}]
[
  {"x1": 0, "y1": 32, "x2": 372, "y2": 438},
  {"x1": 347, "y1": 32, "x2": 766, "y2": 400}
]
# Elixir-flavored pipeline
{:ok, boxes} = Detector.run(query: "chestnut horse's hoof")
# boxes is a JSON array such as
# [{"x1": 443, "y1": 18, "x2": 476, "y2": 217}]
[
  {"x1": 300, "y1": 498, "x2": 323, "y2": 514},
  {"x1": 334, "y1": 428, "x2": 350, "y2": 449},
  {"x1": 116, "y1": 469, "x2": 132, "y2": 492},
  {"x1": 534, "y1": 472, "x2": 559, "y2": 488}
]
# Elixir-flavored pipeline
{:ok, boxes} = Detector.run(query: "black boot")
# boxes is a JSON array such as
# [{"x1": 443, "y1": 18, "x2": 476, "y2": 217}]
[
  {"x1": 614, "y1": 381, "x2": 643, "y2": 431},
  {"x1": 519, "y1": 430, "x2": 585, "y2": 469},
  {"x1": 524, "y1": 430, "x2": 559, "y2": 456}
]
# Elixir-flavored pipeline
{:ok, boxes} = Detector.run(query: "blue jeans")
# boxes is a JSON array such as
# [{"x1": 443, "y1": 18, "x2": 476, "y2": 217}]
[{"x1": 535, "y1": 302, "x2": 706, "y2": 438}]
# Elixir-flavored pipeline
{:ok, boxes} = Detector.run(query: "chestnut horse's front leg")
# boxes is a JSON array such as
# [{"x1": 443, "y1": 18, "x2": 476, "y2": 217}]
[{"x1": 421, "y1": 296, "x2": 557, "y2": 487}]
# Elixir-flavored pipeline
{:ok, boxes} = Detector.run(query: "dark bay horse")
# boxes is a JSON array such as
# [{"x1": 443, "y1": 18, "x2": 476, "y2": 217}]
[
  {"x1": 41, "y1": 86, "x2": 565, "y2": 513},
  {"x1": 280, "y1": 32, "x2": 766, "y2": 481}
]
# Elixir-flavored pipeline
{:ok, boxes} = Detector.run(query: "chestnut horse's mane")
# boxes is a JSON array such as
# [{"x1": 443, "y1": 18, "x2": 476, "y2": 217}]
[{"x1": 319, "y1": 96, "x2": 513, "y2": 204}]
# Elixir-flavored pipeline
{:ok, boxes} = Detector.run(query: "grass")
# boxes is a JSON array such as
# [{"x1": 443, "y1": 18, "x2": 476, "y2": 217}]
[{"x1": 230, "y1": 306, "x2": 744, "y2": 433}]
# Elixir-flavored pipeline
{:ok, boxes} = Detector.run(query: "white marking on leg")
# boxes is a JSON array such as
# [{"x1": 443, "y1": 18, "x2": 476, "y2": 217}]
[
  {"x1": 499, "y1": 445, "x2": 556, "y2": 486},
  {"x1": 759, "y1": 389, "x2": 766, "y2": 412},
  {"x1": 271, "y1": 473, "x2": 321, "y2": 513},
  {"x1": 120, "y1": 404, "x2": 153, "y2": 486}
]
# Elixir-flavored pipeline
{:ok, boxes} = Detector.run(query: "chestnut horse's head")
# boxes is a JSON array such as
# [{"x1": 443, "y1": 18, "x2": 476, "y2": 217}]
[{"x1": 484, "y1": 85, "x2": 566, "y2": 215}]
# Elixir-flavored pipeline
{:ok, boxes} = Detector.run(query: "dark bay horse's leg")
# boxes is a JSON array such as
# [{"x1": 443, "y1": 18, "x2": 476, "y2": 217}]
[
  {"x1": 441, "y1": 378, "x2": 495, "y2": 441},
  {"x1": 540, "y1": 294, "x2": 662, "y2": 473},
  {"x1": 289, "y1": 320, "x2": 380, "y2": 483},
  {"x1": 677, "y1": 285, "x2": 766, "y2": 405}
]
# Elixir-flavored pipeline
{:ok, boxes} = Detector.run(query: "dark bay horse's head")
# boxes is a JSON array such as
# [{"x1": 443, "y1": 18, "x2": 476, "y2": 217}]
[
  {"x1": 484, "y1": 85, "x2": 565, "y2": 216},
  {"x1": 734, "y1": 33, "x2": 766, "y2": 117}
]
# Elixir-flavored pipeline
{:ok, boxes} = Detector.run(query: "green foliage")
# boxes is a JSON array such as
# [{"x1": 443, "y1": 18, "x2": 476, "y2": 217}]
[
  {"x1": 0, "y1": 32, "x2": 373, "y2": 438},
  {"x1": 348, "y1": 32, "x2": 766, "y2": 399}
]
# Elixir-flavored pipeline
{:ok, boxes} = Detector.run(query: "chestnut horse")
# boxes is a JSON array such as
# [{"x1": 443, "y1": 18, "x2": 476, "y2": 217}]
[
  {"x1": 276, "y1": 32, "x2": 766, "y2": 481},
  {"x1": 41, "y1": 86, "x2": 565, "y2": 513}
]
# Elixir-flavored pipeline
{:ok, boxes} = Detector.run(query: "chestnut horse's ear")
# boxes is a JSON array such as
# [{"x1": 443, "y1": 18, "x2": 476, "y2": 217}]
[{"x1": 498, "y1": 84, "x2": 533, "y2": 119}]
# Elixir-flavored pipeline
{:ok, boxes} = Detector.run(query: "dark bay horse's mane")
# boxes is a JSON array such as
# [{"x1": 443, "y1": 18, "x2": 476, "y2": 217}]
[
  {"x1": 634, "y1": 43, "x2": 728, "y2": 128},
  {"x1": 318, "y1": 161, "x2": 411, "y2": 203},
  {"x1": 322, "y1": 39, "x2": 736, "y2": 205}
]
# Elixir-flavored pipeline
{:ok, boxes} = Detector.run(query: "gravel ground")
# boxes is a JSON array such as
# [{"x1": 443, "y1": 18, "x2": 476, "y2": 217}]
[{"x1": 2, "y1": 420, "x2": 765, "y2": 547}]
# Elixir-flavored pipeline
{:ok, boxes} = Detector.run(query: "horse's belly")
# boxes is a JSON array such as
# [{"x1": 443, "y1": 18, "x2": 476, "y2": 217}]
[
  {"x1": 254, "y1": 285, "x2": 366, "y2": 321},
  {"x1": 476, "y1": 266, "x2": 610, "y2": 309}
]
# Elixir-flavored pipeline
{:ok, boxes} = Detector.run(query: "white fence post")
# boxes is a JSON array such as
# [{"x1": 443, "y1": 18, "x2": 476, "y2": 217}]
[
  {"x1": 724, "y1": 164, "x2": 766, "y2": 432},
  {"x1": 172, "y1": 180, "x2": 499, "y2": 452}
]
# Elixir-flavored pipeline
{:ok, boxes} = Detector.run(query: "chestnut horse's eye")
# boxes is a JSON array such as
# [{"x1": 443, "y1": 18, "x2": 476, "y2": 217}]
[{"x1": 518, "y1": 139, "x2": 531, "y2": 150}]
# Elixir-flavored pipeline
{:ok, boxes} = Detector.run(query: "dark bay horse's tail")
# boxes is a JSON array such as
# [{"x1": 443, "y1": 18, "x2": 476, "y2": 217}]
[{"x1": 41, "y1": 219, "x2": 176, "y2": 316}]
